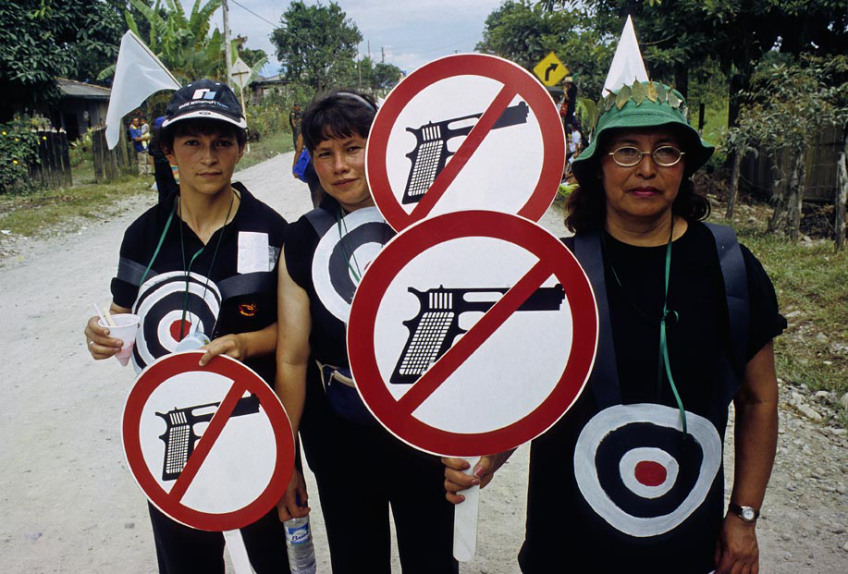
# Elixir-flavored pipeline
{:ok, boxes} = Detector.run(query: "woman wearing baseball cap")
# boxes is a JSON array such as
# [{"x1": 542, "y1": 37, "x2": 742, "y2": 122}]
[
  {"x1": 445, "y1": 33, "x2": 786, "y2": 574},
  {"x1": 84, "y1": 79, "x2": 290, "y2": 573}
]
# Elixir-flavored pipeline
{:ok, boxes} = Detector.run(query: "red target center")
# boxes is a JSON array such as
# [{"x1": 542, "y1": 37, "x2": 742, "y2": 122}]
[
  {"x1": 169, "y1": 320, "x2": 192, "y2": 341},
  {"x1": 634, "y1": 460, "x2": 667, "y2": 487}
]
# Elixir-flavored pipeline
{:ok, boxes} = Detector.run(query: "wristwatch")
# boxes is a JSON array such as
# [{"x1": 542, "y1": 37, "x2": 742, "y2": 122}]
[{"x1": 728, "y1": 502, "x2": 759, "y2": 523}]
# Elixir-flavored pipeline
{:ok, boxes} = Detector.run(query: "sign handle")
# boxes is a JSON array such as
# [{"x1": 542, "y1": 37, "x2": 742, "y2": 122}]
[
  {"x1": 224, "y1": 529, "x2": 254, "y2": 573},
  {"x1": 452, "y1": 455, "x2": 481, "y2": 562}
]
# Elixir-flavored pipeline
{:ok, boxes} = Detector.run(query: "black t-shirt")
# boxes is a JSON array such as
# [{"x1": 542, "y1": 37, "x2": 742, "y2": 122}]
[
  {"x1": 111, "y1": 183, "x2": 286, "y2": 381},
  {"x1": 519, "y1": 221, "x2": 786, "y2": 573}
]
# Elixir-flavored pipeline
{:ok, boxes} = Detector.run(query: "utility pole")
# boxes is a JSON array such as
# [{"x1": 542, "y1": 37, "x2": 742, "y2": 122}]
[{"x1": 222, "y1": 0, "x2": 233, "y2": 84}]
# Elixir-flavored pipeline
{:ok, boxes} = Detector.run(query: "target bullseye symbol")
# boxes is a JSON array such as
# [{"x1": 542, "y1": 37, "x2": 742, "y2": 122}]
[
  {"x1": 619, "y1": 447, "x2": 679, "y2": 499},
  {"x1": 133, "y1": 271, "x2": 222, "y2": 372},
  {"x1": 636, "y1": 462, "x2": 665, "y2": 486},
  {"x1": 574, "y1": 403, "x2": 721, "y2": 537},
  {"x1": 312, "y1": 207, "x2": 393, "y2": 323}
]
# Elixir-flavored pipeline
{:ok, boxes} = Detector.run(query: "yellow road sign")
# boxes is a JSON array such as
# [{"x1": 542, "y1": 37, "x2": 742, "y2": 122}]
[{"x1": 533, "y1": 52, "x2": 569, "y2": 87}]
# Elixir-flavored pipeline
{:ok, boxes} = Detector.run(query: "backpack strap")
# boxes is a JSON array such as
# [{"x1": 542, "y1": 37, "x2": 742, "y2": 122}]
[
  {"x1": 574, "y1": 231, "x2": 622, "y2": 408},
  {"x1": 304, "y1": 206, "x2": 335, "y2": 237},
  {"x1": 704, "y1": 223, "x2": 750, "y2": 378}
]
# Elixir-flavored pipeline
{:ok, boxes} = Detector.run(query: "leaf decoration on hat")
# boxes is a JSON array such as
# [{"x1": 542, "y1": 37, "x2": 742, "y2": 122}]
[
  {"x1": 577, "y1": 98, "x2": 600, "y2": 138},
  {"x1": 655, "y1": 82, "x2": 668, "y2": 104},
  {"x1": 615, "y1": 84, "x2": 631, "y2": 110},
  {"x1": 646, "y1": 81, "x2": 659, "y2": 102},
  {"x1": 631, "y1": 81, "x2": 647, "y2": 105},
  {"x1": 668, "y1": 89, "x2": 681, "y2": 109},
  {"x1": 604, "y1": 92, "x2": 616, "y2": 112}
]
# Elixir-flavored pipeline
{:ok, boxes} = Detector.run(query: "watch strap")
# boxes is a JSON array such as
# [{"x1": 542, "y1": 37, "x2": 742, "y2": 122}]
[{"x1": 728, "y1": 502, "x2": 759, "y2": 522}]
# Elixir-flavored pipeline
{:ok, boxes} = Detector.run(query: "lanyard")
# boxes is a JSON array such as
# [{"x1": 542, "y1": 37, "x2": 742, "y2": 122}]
[{"x1": 605, "y1": 218, "x2": 688, "y2": 435}]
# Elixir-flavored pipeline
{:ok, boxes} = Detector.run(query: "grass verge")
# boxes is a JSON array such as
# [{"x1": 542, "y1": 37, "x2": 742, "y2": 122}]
[{"x1": 719, "y1": 209, "x2": 848, "y2": 426}]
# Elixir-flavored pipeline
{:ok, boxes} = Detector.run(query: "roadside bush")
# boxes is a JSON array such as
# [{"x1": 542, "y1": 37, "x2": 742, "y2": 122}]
[{"x1": 0, "y1": 118, "x2": 41, "y2": 194}]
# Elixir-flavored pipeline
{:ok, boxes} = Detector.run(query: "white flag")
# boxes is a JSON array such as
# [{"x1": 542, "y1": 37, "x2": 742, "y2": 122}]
[
  {"x1": 105, "y1": 31, "x2": 181, "y2": 149},
  {"x1": 603, "y1": 15, "x2": 649, "y2": 96}
]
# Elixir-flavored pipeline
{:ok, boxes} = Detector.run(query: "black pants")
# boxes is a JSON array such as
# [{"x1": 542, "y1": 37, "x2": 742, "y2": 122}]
[
  {"x1": 148, "y1": 504, "x2": 289, "y2": 573},
  {"x1": 300, "y1": 370, "x2": 458, "y2": 574}
]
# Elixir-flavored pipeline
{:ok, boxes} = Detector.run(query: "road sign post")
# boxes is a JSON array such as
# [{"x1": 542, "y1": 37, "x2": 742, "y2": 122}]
[{"x1": 533, "y1": 51, "x2": 569, "y2": 87}]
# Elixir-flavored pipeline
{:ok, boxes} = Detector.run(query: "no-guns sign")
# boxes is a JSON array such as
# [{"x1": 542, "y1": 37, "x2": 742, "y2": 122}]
[
  {"x1": 122, "y1": 352, "x2": 294, "y2": 531},
  {"x1": 347, "y1": 211, "x2": 598, "y2": 457},
  {"x1": 366, "y1": 54, "x2": 565, "y2": 231}
]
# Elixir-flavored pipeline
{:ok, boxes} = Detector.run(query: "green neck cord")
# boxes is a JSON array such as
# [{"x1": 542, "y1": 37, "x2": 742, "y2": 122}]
[
  {"x1": 178, "y1": 192, "x2": 234, "y2": 340},
  {"x1": 658, "y1": 217, "x2": 688, "y2": 435},
  {"x1": 139, "y1": 199, "x2": 177, "y2": 288}
]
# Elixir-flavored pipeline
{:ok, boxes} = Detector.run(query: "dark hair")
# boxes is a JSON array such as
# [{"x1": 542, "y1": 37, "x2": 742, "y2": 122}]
[
  {"x1": 159, "y1": 119, "x2": 247, "y2": 155},
  {"x1": 301, "y1": 89, "x2": 378, "y2": 152}
]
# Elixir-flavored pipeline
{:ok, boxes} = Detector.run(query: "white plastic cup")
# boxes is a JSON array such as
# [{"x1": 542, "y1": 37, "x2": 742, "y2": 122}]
[{"x1": 99, "y1": 313, "x2": 140, "y2": 366}]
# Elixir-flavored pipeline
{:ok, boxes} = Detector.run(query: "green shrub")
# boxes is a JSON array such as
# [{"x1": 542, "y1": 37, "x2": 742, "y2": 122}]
[{"x1": 0, "y1": 118, "x2": 41, "y2": 194}]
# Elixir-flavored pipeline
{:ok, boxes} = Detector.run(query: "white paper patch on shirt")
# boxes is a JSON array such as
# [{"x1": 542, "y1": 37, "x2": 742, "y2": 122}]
[{"x1": 238, "y1": 232, "x2": 270, "y2": 274}]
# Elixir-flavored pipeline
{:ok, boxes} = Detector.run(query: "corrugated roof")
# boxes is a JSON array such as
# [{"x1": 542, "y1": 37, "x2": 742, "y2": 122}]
[{"x1": 57, "y1": 78, "x2": 111, "y2": 100}]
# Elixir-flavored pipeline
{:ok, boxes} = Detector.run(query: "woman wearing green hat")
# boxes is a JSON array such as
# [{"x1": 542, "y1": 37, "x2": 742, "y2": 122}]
[{"x1": 444, "y1": 81, "x2": 785, "y2": 573}]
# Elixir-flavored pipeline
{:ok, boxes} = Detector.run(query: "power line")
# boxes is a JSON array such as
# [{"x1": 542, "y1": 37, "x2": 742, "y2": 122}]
[{"x1": 229, "y1": 0, "x2": 278, "y2": 28}]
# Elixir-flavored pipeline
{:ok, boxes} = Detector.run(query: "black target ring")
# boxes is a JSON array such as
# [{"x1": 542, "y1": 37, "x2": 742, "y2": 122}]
[
  {"x1": 574, "y1": 403, "x2": 721, "y2": 537},
  {"x1": 132, "y1": 271, "x2": 221, "y2": 372}
]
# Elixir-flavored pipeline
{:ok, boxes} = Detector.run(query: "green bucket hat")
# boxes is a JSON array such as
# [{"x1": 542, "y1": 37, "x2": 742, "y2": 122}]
[{"x1": 571, "y1": 80, "x2": 714, "y2": 185}]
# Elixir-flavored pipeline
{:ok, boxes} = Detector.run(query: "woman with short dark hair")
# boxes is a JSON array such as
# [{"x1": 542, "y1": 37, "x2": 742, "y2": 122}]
[{"x1": 276, "y1": 90, "x2": 458, "y2": 574}]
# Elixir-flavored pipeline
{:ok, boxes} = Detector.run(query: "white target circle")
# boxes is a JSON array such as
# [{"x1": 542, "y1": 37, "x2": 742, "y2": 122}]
[
  {"x1": 312, "y1": 206, "x2": 392, "y2": 323},
  {"x1": 619, "y1": 447, "x2": 679, "y2": 499},
  {"x1": 132, "y1": 271, "x2": 222, "y2": 373},
  {"x1": 574, "y1": 403, "x2": 721, "y2": 538}
]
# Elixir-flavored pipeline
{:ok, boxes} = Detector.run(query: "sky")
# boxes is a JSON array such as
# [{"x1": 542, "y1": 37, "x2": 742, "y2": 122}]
[{"x1": 183, "y1": 0, "x2": 505, "y2": 77}]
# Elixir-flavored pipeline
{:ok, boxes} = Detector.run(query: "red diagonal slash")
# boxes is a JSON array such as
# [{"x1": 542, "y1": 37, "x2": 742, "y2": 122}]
[
  {"x1": 169, "y1": 379, "x2": 248, "y2": 501},
  {"x1": 409, "y1": 84, "x2": 519, "y2": 221},
  {"x1": 396, "y1": 259, "x2": 554, "y2": 414}
]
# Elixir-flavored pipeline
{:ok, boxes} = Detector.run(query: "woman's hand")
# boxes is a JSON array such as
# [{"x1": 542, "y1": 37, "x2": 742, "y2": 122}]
[
  {"x1": 84, "y1": 315, "x2": 123, "y2": 360},
  {"x1": 441, "y1": 450, "x2": 515, "y2": 504},
  {"x1": 714, "y1": 514, "x2": 759, "y2": 574},
  {"x1": 276, "y1": 469, "x2": 310, "y2": 522},
  {"x1": 198, "y1": 334, "x2": 246, "y2": 366}
]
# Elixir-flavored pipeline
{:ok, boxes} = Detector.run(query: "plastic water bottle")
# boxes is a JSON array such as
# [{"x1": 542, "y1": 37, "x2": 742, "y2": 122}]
[{"x1": 284, "y1": 515, "x2": 316, "y2": 574}]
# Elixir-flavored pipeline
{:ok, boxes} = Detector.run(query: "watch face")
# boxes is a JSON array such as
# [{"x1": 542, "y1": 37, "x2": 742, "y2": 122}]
[{"x1": 741, "y1": 507, "x2": 756, "y2": 521}]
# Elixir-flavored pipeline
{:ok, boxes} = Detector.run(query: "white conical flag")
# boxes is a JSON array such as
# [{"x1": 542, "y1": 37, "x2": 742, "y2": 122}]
[
  {"x1": 105, "y1": 31, "x2": 181, "y2": 149},
  {"x1": 603, "y1": 15, "x2": 649, "y2": 95}
]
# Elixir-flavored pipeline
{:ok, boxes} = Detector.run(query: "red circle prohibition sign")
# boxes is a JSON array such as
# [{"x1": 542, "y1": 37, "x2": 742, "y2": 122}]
[
  {"x1": 348, "y1": 211, "x2": 598, "y2": 456},
  {"x1": 366, "y1": 54, "x2": 565, "y2": 231},
  {"x1": 122, "y1": 352, "x2": 294, "y2": 532}
]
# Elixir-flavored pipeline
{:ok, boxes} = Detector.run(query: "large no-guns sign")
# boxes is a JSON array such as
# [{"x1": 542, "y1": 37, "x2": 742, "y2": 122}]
[
  {"x1": 366, "y1": 54, "x2": 565, "y2": 231},
  {"x1": 348, "y1": 211, "x2": 598, "y2": 457}
]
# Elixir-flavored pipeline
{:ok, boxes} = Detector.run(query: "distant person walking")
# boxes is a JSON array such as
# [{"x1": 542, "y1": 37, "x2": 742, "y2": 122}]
[
  {"x1": 559, "y1": 76, "x2": 577, "y2": 131},
  {"x1": 289, "y1": 103, "x2": 303, "y2": 149},
  {"x1": 129, "y1": 116, "x2": 150, "y2": 175}
]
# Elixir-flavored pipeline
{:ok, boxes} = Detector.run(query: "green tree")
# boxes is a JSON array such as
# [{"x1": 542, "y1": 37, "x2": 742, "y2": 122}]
[
  {"x1": 98, "y1": 0, "x2": 226, "y2": 83},
  {"x1": 356, "y1": 56, "x2": 402, "y2": 94},
  {"x1": 477, "y1": 1, "x2": 613, "y2": 101},
  {"x1": 725, "y1": 55, "x2": 848, "y2": 240},
  {"x1": 271, "y1": 1, "x2": 362, "y2": 91},
  {"x1": 543, "y1": 1, "x2": 848, "y2": 124},
  {"x1": 0, "y1": 0, "x2": 125, "y2": 121}
]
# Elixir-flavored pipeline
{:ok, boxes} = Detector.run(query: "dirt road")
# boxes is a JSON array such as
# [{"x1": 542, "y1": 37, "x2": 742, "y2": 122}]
[{"x1": 1, "y1": 152, "x2": 845, "y2": 573}]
